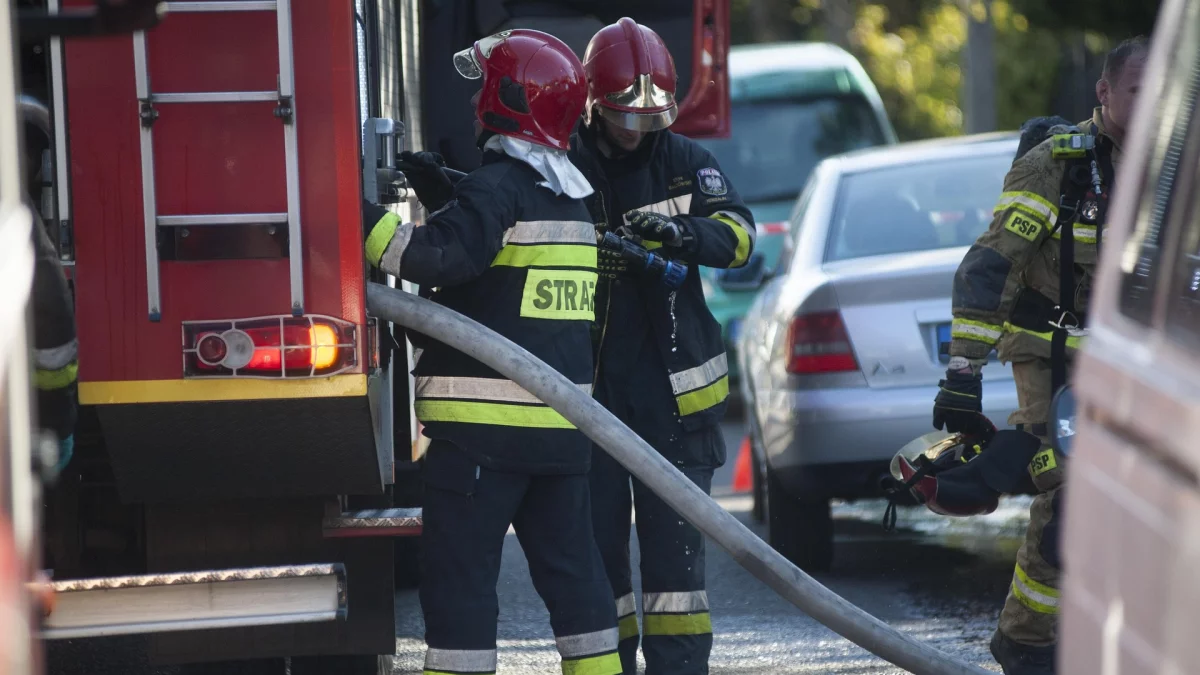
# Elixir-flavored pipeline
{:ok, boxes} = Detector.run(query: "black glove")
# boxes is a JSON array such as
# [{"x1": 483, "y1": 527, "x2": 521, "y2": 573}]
[
  {"x1": 396, "y1": 151, "x2": 455, "y2": 212},
  {"x1": 933, "y1": 369, "x2": 991, "y2": 435},
  {"x1": 626, "y1": 210, "x2": 685, "y2": 247},
  {"x1": 596, "y1": 230, "x2": 630, "y2": 280}
]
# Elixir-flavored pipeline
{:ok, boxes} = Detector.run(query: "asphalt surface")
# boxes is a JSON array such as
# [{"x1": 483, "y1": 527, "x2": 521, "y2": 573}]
[
  {"x1": 46, "y1": 418, "x2": 1033, "y2": 674},
  {"x1": 390, "y1": 420, "x2": 1030, "y2": 674}
]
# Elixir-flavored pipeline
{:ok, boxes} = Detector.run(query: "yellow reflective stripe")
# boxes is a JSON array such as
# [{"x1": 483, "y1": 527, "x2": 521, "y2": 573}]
[
  {"x1": 643, "y1": 612, "x2": 712, "y2": 636},
  {"x1": 713, "y1": 214, "x2": 752, "y2": 267},
  {"x1": 676, "y1": 375, "x2": 728, "y2": 416},
  {"x1": 1051, "y1": 224, "x2": 1099, "y2": 244},
  {"x1": 1012, "y1": 563, "x2": 1059, "y2": 614},
  {"x1": 952, "y1": 318, "x2": 1003, "y2": 344},
  {"x1": 1030, "y1": 449, "x2": 1058, "y2": 477},
  {"x1": 365, "y1": 211, "x2": 400, "y2": 267},
  {"x1": 644, "y1": 240, "x2": 663, "y2": 250},
  {"x1": 35, "y1": 362, "x2": 78, "y2": 391},
  {"x1": 491, "y1": 244, "x2": 597, "y2": 269},
  {"x1": 561, "y1": 652, "x2": 622, "y2": 675},
  {"x1": 415, "y1": 400, "x2": 575, "y2": 429},
  {"x1": 520, "y1": 269, "x2": 598, "y2": 321},
  {"x1": 1003, "y1": 322, "x2": 1085, "y2": 349},
  {"x1": 993, "y1": 191, "x2": 1058, "y2": 225},
  {"x1": 617, "y1": 614, "x2": 639, "y2": 641}
]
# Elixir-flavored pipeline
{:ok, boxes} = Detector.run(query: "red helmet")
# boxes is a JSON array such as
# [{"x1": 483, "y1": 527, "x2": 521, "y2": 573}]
[
  {"x1": 453, "y1": 29, "x2": 587, "y2": 151},
  {"x1": 583, "y1": 18, "x2": 678, "y2": 132}
]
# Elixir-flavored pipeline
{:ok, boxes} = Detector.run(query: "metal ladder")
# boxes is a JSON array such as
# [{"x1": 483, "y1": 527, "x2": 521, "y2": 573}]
[{"x1": 134, "y1": 1, "x2": 303, "y2": 322}]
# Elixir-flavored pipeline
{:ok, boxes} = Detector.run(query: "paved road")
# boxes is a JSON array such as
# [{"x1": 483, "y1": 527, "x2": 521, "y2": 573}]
[
  {"x1": 46, "y1": 420, "x2": 1032, "y2": 674},
  {"x1": 391, "y1": 420, "x2": 1032, "y2": 674}
]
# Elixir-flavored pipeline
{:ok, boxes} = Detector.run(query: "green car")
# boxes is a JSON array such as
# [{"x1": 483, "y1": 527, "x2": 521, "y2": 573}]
[{"x1": 697, "y1": 42, "x2": 898, "y2": 384}]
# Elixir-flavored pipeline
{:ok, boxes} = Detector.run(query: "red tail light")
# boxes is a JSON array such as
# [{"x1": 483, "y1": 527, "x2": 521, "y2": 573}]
[
  {"x1": 183, "y1": 315, "x2": 357, "y2": 378},
  {"x1": 757, "y1": 221, "x2": 789, "y2": 236},
  {"x1": 786, "y1": 311, "x2": 858, "y2": 374}
]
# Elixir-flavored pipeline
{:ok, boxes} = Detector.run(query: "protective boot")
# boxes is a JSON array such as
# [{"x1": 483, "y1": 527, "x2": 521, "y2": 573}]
[{"x1": 990, "y1": 630, "x2": 1056, "y2": 675}]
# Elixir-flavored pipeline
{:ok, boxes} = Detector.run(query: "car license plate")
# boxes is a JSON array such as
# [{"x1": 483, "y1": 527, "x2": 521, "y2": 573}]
[{"x1": 937, "y1": 323, "x2": 952, "y2": 364}]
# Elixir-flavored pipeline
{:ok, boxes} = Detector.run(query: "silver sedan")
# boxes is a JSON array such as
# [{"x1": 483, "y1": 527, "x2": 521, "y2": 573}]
[{"x1": 728, "y1": 133, "x2": 1022, "y2": 572}]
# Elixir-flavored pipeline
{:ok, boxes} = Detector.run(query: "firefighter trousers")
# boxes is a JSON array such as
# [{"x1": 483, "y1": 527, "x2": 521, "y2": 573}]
[
  {"x1": 998, "y1": 358, "x2": 1065, "y2": 648},
  {"x1": 590, "y1": 353, "x2": 725, "y2": 675},
  {"x1": 419, "y1": 439, "x2": 621, "y2": 675}
]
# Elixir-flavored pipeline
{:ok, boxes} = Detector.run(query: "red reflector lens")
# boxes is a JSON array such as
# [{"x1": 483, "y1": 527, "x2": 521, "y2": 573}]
[
  {"x1": 786, "y1": 311, "x2": 858, "y2": 374},
  {"x1": 184, "y1": 316, "x2": 356, "y2": 378},
  {"x1": 196, "y1": 334, "x2": 228, "y2": 365}
]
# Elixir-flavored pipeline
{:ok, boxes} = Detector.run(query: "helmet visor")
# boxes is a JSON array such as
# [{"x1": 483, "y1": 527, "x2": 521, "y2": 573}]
[
  {"x1": 596, "y1": 104, "x2": 678, "y2": 133},
  {"x1": 453, "y1": 47, "x2": 483, "y2": 80},
  {"x1": 453, "y1": 31, "x2": 512, "y2": 80}
]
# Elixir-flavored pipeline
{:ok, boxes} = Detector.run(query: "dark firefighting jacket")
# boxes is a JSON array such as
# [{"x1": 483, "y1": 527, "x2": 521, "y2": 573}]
[
  {"x1": 364, "y1": 152, "x2": 597, "y2": 474},
  {"x1": 31, "y1": 208, "x2": 78, "y2": 442},
  {"x1": 950, "y1": 109, "x2": 1120, "y2": 381},
  {"x1": 569, "y1": 125, "x2": 756, "y2": 431}
]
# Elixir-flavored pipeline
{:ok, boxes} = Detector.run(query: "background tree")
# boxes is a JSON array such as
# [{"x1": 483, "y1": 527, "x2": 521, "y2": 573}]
[{"x1": 730, "y1": 0, "x2": 1163, "y2": 141}]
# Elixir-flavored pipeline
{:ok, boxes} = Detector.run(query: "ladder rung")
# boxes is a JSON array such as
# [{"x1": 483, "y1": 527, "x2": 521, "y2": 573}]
[
  {"x1": 153, "y1": 91, "x2": 277, "y2": 104},
  {"x1": 165, "y1": 1, "x2": 277, "y2": 11},
  {"x1": 158, "y1": 213, "x2": 288, "y2": 227}
]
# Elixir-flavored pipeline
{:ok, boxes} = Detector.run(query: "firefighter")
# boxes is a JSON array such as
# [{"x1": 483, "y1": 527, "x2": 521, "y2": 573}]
[
  {"x1": 362, "y1": 29, "x2": 621, "y2": 675},
  {"x1": 568, "y1": 18, "x2": 756, "y2": 675},
  {"x1": 22, "y1": 98, "x2": 78, "y2": 478},
  {"x1": 933, "y1": 37, "x2": 1147, "y2": 675}
]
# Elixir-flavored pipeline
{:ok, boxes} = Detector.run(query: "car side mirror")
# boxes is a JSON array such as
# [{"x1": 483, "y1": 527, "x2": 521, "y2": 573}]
[
  {"x1": 715, "y1": 252, "x2": 768, "y2": 292},
  {"x1": 1049, "y1": 384, "x2": 1076, "y2": 457}
]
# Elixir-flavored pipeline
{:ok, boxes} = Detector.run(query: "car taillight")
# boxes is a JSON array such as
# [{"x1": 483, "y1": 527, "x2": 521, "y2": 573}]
[
  {"x1": 786, "y1": 311, "x2": 858, "y2": 374},
  {"x1": 183, "y1": 315, "x2": 357, "y2": 378}
]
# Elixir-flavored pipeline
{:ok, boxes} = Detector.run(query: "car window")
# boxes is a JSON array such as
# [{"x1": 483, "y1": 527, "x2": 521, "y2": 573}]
[
  {"x1": 1159, "y1": 121, "x2": 1200, "y2": 350},
  {"x1": 696, "y1": 96, "x2": 887, "y2": 205},
  {"x1": 824, "y1": 151, "x2": 1013, "y2": 262}
]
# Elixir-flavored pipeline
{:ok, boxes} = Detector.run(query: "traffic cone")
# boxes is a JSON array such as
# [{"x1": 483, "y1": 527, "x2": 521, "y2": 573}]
[{"x1": 732, "y1": 436, "x2": 753, "y2": 493}]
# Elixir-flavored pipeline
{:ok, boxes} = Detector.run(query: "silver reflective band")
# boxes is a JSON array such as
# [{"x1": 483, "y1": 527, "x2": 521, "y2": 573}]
[
  {"x1": 556, "y1": 627, "x2": 619, "y2": 658},
  {"x1": 669, "y1": 353, "x2": 728, "y2": 395},
  {"x1": 453, "y1": 47, "x2": 482, "y2": 80},
  {"x1": 35, "y1": 339, "x2": 78, "y2": 371},
  {"x1": 503, "y1": 220, "x2": 596, "y2": 246},
  {"x1": 626, "y1": 195, "x2": 692, "y2": 223},
  {"x1": 379, "y1": 221, "x2": 415, "y2": 277},
  {"x1": 642, "y1": 590, "x2": 709, "y2": 614},
  {"x1": 952, "y1": 322, "x2": 1003, "y2": 342},
  {"x1": 424, "y1": 647, "x2": 498, "y2": 672},
  {"x1": 615, "y1": 592, "x2": 636, "y2": 618},
  {"x1": 416, "y1": 376, "x2": 591, "y2": 403},
  {"x1": 1012, "y1": 575, "x2": 1058, "y2": 609}
]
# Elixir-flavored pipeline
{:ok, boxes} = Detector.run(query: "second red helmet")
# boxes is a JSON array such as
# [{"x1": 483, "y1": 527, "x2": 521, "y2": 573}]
[
  {"x1": 583, "y1": 18, "x2": 679, "y2": 132},
  {"x1": 453, "y1": 29, "x2": 587, "y2": 151}
]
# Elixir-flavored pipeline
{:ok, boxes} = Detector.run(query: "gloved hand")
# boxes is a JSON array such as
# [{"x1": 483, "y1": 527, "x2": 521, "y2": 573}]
[
  {"x1": 396, "y1": 151, "x2": 455, "y2": 212},
  {"x1": 626, "y1": 210, "x2": 685, "y2": 247},
  {"x1": 933, "y1": 367, "x2": 991, "y2": 436},
  {"x1": 597, "y1": 231, "x2": 630, "y2": 280}
]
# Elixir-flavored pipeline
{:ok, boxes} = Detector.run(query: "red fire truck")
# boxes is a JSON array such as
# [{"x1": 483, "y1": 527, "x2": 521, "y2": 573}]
[{"x1": 26, "y1": 0, "x2": 731, "y2": 671}]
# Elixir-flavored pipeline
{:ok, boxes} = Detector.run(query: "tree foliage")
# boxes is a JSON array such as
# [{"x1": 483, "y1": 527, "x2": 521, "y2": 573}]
[{"x1": 732, "y1": 0, "x2": 1108, "y2": 141}]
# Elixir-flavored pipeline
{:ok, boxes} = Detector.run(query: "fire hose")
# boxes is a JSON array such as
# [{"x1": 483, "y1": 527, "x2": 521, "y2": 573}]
[{"x1": 367, "y1": 283, "x2": 989, "y2": 675}]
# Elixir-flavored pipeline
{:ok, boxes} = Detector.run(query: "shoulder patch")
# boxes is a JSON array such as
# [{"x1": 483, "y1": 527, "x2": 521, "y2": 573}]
[
  {"x1": 1003, "y1": 211, "x2": 1041, "y2": 241},
  {"x1": 697, "y1": 167, "x2": 728, "y2": 197}
]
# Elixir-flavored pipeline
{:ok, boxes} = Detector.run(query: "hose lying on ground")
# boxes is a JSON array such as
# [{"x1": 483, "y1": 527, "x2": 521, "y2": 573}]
[{"x1": 367, "y1": 283, "x2": 990, "y2": 675}]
